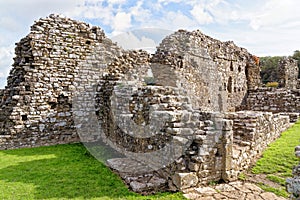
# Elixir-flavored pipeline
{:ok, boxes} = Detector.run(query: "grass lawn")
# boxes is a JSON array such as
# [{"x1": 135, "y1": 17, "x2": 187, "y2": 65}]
[
  {"x1": 251, "y1": 120, "x2": 300, "y2": 197},
  {"x1": 0, "y1": 143, "x2": 186, "y2": 200},
  {"x1": 1, "y1": 121, "x2": 300, "y2": 199}
]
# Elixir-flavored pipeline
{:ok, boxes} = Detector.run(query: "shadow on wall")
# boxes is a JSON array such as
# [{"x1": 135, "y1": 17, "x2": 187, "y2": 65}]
[{"x1": 0, "y1": 143, "x2": 139, "y2": 199}]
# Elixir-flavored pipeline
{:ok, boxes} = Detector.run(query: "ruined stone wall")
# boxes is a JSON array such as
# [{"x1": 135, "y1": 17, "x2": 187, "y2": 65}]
[
  {"x1": 0, "y1": 14, "x2": 294, "y2": 194},
  {"x1": 0, "y1": 89, "x2": 4, "y2": 103},
  {"x1": 240, "y1": 88, "x2": 300, "y2": 121},
  {"x1": 225, "y1": 111, "x2": 290, "y2": 174},
  {"x1": 152, "y1": 30, "x2": 260, "y2": 112},
  {"x1": 0, "y1": 14, "x2": 122, "y2": 149},
  {"x1": 89, "y1": 52, "x2": 290, "y2": 192},
  {"x1": 170, "y1": 111, "x2": 289, "y2": 188},
  {"x1": 277, "y1": 57, "x2": 298, "y2": 89}
]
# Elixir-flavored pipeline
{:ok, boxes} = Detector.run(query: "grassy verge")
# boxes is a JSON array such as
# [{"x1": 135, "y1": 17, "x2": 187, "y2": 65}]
[
  {"x1": 252, "y1": 120, "x2": 300, "y2": 197},
  {"x1": 0, "y1": 143, "x2": 186, "y2": 200}
]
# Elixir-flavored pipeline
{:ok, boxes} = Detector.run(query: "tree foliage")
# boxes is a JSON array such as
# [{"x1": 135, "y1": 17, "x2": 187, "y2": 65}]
[
  {"x1": 260, "y1": 50, "x2": 300, "y2": 83},
  {"x1": 259, "y1": 56, "x2": 283, "y2": 84}
]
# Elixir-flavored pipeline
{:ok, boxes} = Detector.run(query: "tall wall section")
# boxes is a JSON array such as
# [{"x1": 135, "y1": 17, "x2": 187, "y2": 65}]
[
  {"x1": 277, "y1": 57, "x2": 298, "y2": 89},
  {"x1": 151, "y1": 30, "x2": 260, "y2": 112},
  {"x1": 0, "y1": 14, "x2": 123, "y2": 149}
]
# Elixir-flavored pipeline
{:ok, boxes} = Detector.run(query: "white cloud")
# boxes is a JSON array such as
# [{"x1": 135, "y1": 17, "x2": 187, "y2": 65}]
[
  {"x1": 112, "y1": 31, "x2": 156, "y2": 52},
  {"x1": 112, "y1": 12, "x2": 132, "y2": 35},
  {"x1": 0, "y1": 45, "x2": 14, "y2": 79},
  {"x1": 249, "y1": 0, "x2": 300, "y2": 30},
  {"x1": 130, "y1": 1, "x2": 151, "y2": 23},
  {"x1": 107, "y1": 0, "x2": 127, "y2": 4},
  {"x1": 157, "y1": 0, "x2": 185, "y2": 5},
  {"x1": 146, "y1": 11, "x2": 196, "y2": 31},
  {"x1": 68, "y1": 3, "x2": 114, "y2": 24},
  {"x1": 190, "y1": 0, "x2": 234, "y2": 25},
  {"x1": 190, "y1": 4, "x2": 213, "y2": 24}
]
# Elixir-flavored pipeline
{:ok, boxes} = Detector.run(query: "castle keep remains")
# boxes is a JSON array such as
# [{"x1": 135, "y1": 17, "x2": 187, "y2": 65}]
[{"x1": 0, "y1": 14, "x2": 299, "y2": 193}]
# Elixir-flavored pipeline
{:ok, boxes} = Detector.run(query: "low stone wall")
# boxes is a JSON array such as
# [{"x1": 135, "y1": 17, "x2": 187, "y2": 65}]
[
  {"x1": 93, "y1": 85, "x2": 291, "y2": 193},
  {"x1": 287, "y1": 145, "x2": 300, "y2": 199},
  {"x1": 226, "y1": 111, "x2": 290, "y2": 175},
  {"x1": 239, "y1": 88, "x2": 300, "y2": 121},
  {"x1": 109, "y1": 110, "x2": 290, "y2": 193}
]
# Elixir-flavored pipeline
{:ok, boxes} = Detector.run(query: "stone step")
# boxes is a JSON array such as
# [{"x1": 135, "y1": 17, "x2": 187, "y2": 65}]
[{"x1": 106, "y1": 157, "x2": 167, "y2": 193}]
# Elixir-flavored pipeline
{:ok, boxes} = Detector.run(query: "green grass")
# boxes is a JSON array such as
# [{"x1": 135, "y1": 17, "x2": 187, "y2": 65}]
[
  {"x1": 266, "y1": 175, "x2": 286, "y2": 186},
  {"x1": 257, "y1": 183, "x2": 288, "y2": 198},
  {"x1": 252, "y1": 120, "x2": 300, "y2": 175},
  {"x1": 0, "y1": 143, "x2": 186, "y2": 200},
  {"x1": 252, "y1": 120, "x2": 300, "y2": 197}
]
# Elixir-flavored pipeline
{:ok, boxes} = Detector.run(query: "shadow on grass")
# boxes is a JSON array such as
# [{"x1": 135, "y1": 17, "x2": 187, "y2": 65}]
[{"x1": 0, "y1": 143, "x2": 140, "y2": 199}]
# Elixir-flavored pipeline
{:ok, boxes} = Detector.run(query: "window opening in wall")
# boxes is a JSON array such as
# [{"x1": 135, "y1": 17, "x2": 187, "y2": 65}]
[
  {"x1": 245, "y1": 66, "x2": 249, "y2": 78},
  {"x1": 230, "y1": 61, "x2": 233, "y2": 71},
  {"x1": 21, "y1": 115, "x2": 28, "y2": 121},
  {"x1": 25, "y1": 85, "x2": 30, "y2": 91},
  {"x1": 227, "y1": 77, "x2": 233, "y2": 93},
  {"x1": 49, "y1": 102, "x2": 57, "y2": 109},
  {"x1": 25, "y1": 57, "x2": 30, "y2": 63},
  {"x1": 85, "y1": 40, "x2": 91, "y2": 45},
  {"x1": 91, "y1": 27, "x2": 97, "y2": 34},
  {"x1": 238, "y1": 66, "x2": 241, "y2": 72}
]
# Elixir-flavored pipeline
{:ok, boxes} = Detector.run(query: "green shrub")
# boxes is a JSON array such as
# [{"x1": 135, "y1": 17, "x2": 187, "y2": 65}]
[{"x1": 265, "y1": 82, "x2": 279, "y2": 88}]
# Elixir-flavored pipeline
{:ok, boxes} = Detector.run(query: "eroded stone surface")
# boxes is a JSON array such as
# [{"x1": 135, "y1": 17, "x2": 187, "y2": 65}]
[
  {"x1": 286, "y1": 145, "x2": 300, "y2": 199},
  {"x1": 183, "y1": 181, "x2": 287, "y2": 200}
]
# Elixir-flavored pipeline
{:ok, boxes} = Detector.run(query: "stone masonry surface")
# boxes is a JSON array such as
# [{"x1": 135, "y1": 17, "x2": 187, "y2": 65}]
[
  {"x1": 183, "y1": 181, "x2": 286, "y2": 200},
  {"x1": 287, "y1": 146, "x2": 300, "y2": 199},
  {"x1": 0, "y1": 14, "x2": 299, "y2": 194}
]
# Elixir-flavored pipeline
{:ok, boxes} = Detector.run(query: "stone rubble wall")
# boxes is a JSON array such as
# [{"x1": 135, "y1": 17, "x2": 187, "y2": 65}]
[
  {"x1": 152, "y1": 30, "x2": 260, "y2": 112},
  {"x1": 225, "y1": 111, "x2": 290, "y2": 175},
  {"x1": 287, "y1": 145, "x2": 300, "y2": 199},
  {"x1": 0, "y1": 90, "x2": 4, "y2": 103},
  {"x1": 0, "y1": 14, "x2": 296, "y2": 195},
  {"x1": 239, "y1": 87, "x2": 300, "y2": 122},
  {"x1": 277, "y1": 57, "x2": 298, "y2": 89},
  {"x1": 0, "y1": 14, "x2": 122, "y2": 149},
  {"x1": 170, "y1": 110, "x2": 290, "y2": 191}
]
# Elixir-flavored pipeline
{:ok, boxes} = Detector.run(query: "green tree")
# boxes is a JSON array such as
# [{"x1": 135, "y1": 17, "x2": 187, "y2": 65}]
[{"x1": 260, "y1": 56, "x2": 283, "y2": 84}]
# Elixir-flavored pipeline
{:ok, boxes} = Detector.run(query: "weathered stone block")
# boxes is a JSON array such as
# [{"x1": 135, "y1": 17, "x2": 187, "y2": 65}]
[{"x1": 172, "y1": 172, "x2": 199, "y2": 189}]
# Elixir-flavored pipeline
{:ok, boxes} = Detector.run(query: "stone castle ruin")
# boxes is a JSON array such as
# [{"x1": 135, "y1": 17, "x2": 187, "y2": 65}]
[{"x1": 0, "y1": 14, "x2": 300, "y2": 193}]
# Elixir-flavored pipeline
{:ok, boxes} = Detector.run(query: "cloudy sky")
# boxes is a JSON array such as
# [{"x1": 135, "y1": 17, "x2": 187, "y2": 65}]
[{"x1": 0, "y1": 0, "x2": 299, "y2": 88}]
